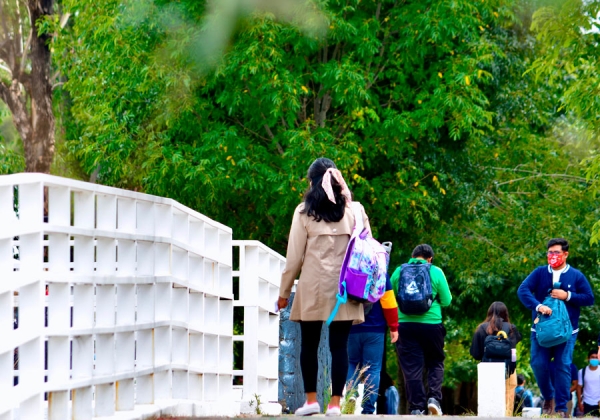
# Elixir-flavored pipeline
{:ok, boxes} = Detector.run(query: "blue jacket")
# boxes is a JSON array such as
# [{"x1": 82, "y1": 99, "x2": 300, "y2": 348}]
[
  {"x1": 517, "y1": 264, "x2": 594, "y2": 333},
  {"x1": 350, "y1": 276, "x2": 398, "y2": 334},
  {"x1": 515, "y1": 385, "x2": 534, "y2": 408}
]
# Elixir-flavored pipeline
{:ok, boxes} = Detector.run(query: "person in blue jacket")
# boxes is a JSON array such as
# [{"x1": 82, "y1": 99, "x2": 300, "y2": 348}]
[{"x1": 517, "y1": 238, "x2": 594, "y2": 418}]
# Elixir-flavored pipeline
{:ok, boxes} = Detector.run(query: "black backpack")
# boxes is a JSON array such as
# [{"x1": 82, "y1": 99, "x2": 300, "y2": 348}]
[
  {"x1": 396, "y1": 263, "x2": 434, "y2": 315},
  {"x1": 514, "y1": 387, "x2": 526, "y2": 414},
  {"x1": 482, "y1": 323, "x2": 514, "y2": 378}
]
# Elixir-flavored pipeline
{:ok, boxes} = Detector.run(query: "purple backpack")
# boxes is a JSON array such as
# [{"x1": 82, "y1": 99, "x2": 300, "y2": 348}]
[{"x1": 326, "y1": 203, "x2": 390, "y2": 325}]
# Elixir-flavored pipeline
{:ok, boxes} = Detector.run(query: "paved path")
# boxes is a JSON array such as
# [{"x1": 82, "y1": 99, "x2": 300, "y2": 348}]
[{"x1": 158, "y1": 417, "x2": 515, "y2": 419}]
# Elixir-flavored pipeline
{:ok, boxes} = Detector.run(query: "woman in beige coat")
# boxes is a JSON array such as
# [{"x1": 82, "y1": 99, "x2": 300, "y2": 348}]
[{"x1": 278, "y1": 157, "x2": 370, "y2": 416}]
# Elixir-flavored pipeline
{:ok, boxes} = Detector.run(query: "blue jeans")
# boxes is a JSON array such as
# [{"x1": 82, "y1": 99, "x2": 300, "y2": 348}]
[
  {"x1": 346, "y1": 332, "x2": 385, "y2": 414},
  {"x1": 530, "y1": 332, "x2": 577, "y2": 412}
]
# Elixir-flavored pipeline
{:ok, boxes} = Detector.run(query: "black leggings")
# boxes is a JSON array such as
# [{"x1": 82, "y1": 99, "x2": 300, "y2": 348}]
[{"x1": 300, "y1": 321, "x2": 353, "y2": 396}]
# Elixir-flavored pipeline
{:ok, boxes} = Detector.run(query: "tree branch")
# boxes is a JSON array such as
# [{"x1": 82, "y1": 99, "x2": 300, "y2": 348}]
[
  {"x1": 0, "y1": 62, "x2": 11, "y2": 75},
  {"x1": 15, "y1": 0, "x2": 24, "y2": 57},
  {"x1": 366, "y1": 59, "x2": 388, "y2": 90},
  {"x1": 331, "y1": 42, "x2": 341, "y2": 62},
  {"x1": 262, "y1": 118, "x2": 275, "y2": 139},
  {"x1": 0, "y1": 8, "x2": 16, "y2": 72},
  {"x1": 19, "y1": 28, "x2": 32, "y2": 77},
  {"x1": 465, "y1": 227, "x2": 507, "y2": 253},
  {"x1": 495, "y1": 173, "x2": 589, "y2": 186},
  {"x1": 230, "y1": 117, "x2": 271, "y2": 142},
  {"x1": 0, "y1": 2, "x2": 11, "y2": 44},
  {"x1": 0, "y1": 80, "x2": 9, "y2": 104},
  {"x1": 59, "y1": 12, "x2": 71, "y2": 29}
]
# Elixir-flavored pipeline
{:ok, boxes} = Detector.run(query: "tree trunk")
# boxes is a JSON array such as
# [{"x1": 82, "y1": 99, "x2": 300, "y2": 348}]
[
  {"x1": 0, "y1": 0, "x2": 55, "y2": 174},
  {"x1": 25, "y1": 0, "x2": 55, "y2": 173}
]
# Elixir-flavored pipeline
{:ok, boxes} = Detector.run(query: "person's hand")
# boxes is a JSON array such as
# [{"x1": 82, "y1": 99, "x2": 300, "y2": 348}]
[
  {"x1": 578, "y1": 402, "x2": 584, "y2": 413},
  {"x1": 278, "y1": 296, "x2": 289, "y2": 310},
  {"x1": 538, "y1": 305, "x2": 553, "y2": 315},
  {"x1": 390, "y1": 330, "x2": 399, "y2": 343},
  {"x1": 550, "y1": 289, "x2": 568, "y2": 300}
]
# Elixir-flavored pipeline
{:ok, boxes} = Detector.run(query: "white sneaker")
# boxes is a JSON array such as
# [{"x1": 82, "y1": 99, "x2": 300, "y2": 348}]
[
  {"x1": 295, "y1": 401, "x2": 320, "y2": 416},
  {"x1": 428, "y1": 398, "x2": 443, "y2": 416},
  {"x1": 326, "y1": 406, "x2": 341, "y2": 416}
]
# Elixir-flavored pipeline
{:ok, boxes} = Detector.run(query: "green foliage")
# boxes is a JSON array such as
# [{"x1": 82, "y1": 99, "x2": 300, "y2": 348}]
[
  {"x1": 0, "y1": 103, "x2": 24, "y2": 174},
  {"x1": 248, "y1": 393, "x2": 263, "y2": 415},
  {"x1": 54, "y1": 0, "x2": 516, "y2": 248},
  {"x1": 49, "y1": 0, "x2": 600, "y2": 403},
  {"x1": 0, "y1": 144, "x2": 25, "y2": 175},
  {"x1": 528, "y1": 0, "x2": 600, "y2": 245}
]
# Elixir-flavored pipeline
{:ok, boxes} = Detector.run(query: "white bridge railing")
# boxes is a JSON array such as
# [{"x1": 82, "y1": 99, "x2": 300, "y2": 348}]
[
  {"x1": 233, "y1": 241, "x2": 283, "y2": 413},
  {"x1": 0, "y1": 173, "x2": 283, "y2": 420}
]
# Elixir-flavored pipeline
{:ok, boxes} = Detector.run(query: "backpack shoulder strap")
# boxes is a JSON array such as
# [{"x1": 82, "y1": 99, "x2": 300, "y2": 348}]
[
  {"x1": 582, "y1": 367, "x2": 587, "y2": 390},
  {"x1": 501, "y1": 322, "x2": 511, "y2": 337},
  {"x1": 350, "y1": 202, "x2": 364, "y2": 236},
  {"x1": 326, "y1": 202, "x2": 363, "y2": 327}
]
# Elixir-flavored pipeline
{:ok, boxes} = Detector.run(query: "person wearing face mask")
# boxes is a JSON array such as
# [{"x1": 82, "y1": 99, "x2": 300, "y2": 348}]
[
  {"x1": 577, "y1": 350, "x2": 600, "y2": 417},
  {"x1": 518, "y1": 238, "x2": 594, "y2": 418}
]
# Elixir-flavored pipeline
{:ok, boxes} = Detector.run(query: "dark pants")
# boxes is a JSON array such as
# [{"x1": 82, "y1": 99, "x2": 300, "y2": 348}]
[
  {"x1": 395, "y1": 322, "x2": 446, "y2": 411},
  {"x1": 300, "y1": 321, "x2": 353, "y2": 396},
  {"x1": 583, "y1": 402, "x2": 600, "y2": 417}
]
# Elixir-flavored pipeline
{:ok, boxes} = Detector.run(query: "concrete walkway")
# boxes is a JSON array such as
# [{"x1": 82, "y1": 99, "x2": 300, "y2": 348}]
[{"x1": 157, "y1": 417, "x2": 514, "y2": 419}]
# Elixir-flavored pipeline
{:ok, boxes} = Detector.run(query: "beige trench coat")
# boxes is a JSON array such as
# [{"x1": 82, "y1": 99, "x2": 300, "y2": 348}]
[{"x1": 279, "y1": 202, "x2": 371, "y2": 323}]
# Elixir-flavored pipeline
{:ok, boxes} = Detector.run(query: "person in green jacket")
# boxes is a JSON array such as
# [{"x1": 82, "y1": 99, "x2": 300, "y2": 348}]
[{"x1": 390, "y1": 244, "x2": 452, "y2": 416}]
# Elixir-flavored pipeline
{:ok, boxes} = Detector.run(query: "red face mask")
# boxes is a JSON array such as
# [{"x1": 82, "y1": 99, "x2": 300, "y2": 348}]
[{"x1": 548, "y1": 254, "x2": 566, "y2": 269}]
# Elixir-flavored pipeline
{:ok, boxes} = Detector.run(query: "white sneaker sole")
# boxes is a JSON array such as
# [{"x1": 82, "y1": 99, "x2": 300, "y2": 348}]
[
  {"x1": 325, "y1": 407, "x2": 341, "y2": 416},
  {"x1": 295, "y1": 403, "x2": 321, "y2": 416},
  {"x1": 428, "y1": 404, "x2": 442, "y2": 416}
]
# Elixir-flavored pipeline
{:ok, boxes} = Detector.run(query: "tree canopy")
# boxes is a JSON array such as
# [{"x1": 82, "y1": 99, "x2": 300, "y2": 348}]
[{"x1": 0, "y1": 0, "x2": 598, "y2": 409}]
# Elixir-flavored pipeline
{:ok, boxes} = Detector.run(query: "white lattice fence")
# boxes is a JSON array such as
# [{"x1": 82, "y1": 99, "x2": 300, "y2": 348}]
[
  {"x1": 232, "y1": 241, "x2": 283, "y2": 413},
  {"x1": 0, "y1": 173, "x2": 238, "y2": 419}
]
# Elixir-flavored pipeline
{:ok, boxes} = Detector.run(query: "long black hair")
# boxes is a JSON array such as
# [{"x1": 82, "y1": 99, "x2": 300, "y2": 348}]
[
  {"x1": 479, "y1": 301, "x2": 513, "y2": 335},
  {"x1": 300, "y1": 157, "x2": 349, "y2": 222}
]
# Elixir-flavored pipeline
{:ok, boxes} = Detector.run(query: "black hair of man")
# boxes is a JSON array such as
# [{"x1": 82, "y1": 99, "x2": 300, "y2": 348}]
[
  {"x1": 517, "y1": 374, "x2": 525, "y2": 386},
  {"x1": 412, "y1": 244, "x2": 434, "y2": 260},
  {"x1": 547, "y1": 238, "x2": 569, "y2": 252},
  {"x1": 588, "y1": 349, "x2": 598, "y2": 358}
]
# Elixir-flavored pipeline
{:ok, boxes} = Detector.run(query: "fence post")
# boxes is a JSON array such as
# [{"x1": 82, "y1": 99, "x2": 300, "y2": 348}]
[
  {"x1": 477, "y1": 362, "x2": 506, "y2": 416},
  {"x1": 233, "y1": 241, "x2": 283, "y2": 416}
]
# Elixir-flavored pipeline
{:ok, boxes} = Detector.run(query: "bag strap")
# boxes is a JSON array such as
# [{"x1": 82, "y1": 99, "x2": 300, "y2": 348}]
[
  {"x1": 326, "y1": 203, "x2": 362, "y2": 327},
  {"x1": 582, "y1": 367, "x2": 587, "y2": 391},
  {"x1": 326, "y1": 280, "x2": 348, "y2": 326},
  {"x1": 350, "y1": 202, "x2": 365, "y2": 238},
  {"x1": 486, "y1": 322, "x2": 511, "y2": 339}
]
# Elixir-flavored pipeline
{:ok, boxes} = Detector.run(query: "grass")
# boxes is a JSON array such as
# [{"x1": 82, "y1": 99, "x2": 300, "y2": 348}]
[{"x1": 341, "y1": 364, "x2": 378, "y2": 415}]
